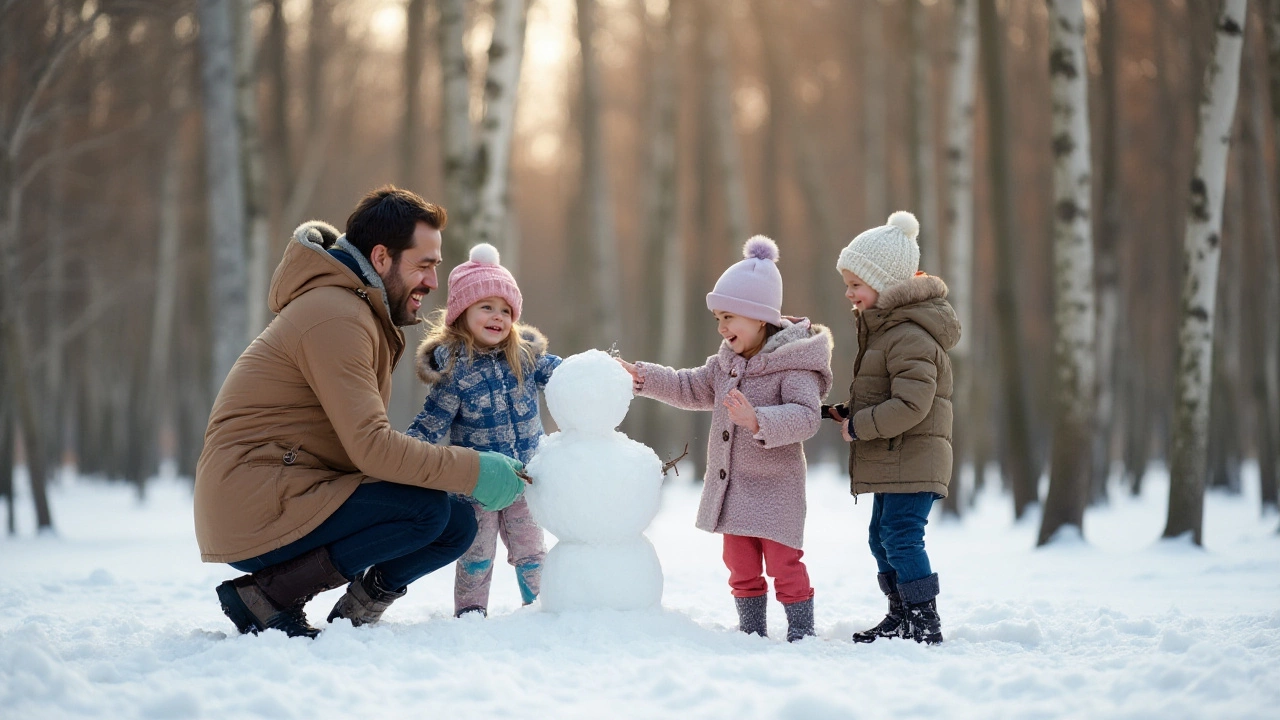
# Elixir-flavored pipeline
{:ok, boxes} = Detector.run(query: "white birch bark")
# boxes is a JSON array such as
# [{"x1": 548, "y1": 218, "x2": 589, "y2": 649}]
[
  {"x1": 576, "y1": 0, "x2": 621, "y2": 346},
  {"x1": 909, "y1": 0, "x2": 941, "y2": 273},
  {"x1": 943, "y1": 0, "x2": 978, "y2": 513},
  {"x1": 199, "y1": 0, "x2": 249, "y2": 393},
  {"x1": 1166, "y1": 0, "x2": 1248, "y2": 545},
  {"x1": 235, "y1": 0, "x2": 270, "y2": 333},
  {"x1": 439, "y1": 0, "x2": 475, "y2": 256},
  {"x1": 863, "y1": 0, "x2": 887, "y2": 221},
  {"x1": 1039, "y1": 0, "x2": 1096, "y2": 546},
  {"x1": 703, "y1": 0, "x2": 749, "y2": 251},
  {"x1": 473, "y1": 0, "x2": 529, "y2": 271}
]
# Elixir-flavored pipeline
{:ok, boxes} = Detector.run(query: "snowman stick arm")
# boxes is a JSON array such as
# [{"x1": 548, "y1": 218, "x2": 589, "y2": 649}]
[{"x1": 634, "y1": 358, "x2": 718, "y2": 411}]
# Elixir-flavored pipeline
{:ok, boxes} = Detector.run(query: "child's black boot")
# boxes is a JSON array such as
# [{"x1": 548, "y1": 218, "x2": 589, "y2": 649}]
[
  {"x1": 897, "y1": 573, "x2": 943, "y2": 645},
  {"x1": 783, "y1": 597, "x2": 815, "y2": 642},
  {"x1": 852, "y1": 571, "x2": 905, "y2": 643},
  {"x1": 735, "y1": 595, "x2": 767, "y2": 637}
]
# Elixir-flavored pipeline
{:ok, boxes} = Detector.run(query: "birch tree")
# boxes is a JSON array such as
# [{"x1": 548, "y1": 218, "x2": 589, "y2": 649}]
[
  {"x1": 908, "y1": 0, "x2": 941, "y2": 273},
  {"x1": 863, "y1": 0, "x2": 887, "y2": 221},
  {"x1": 703, "y1": 0, "x2": 750, "y2": 257},
  {"x1": 943, "y1": 0, "x2": 978, "y2": 515},
  {"x1": 1166, "y1": 0, "x2": 1248, "y2": 545},
  {"x1": 235, "y1": 0, "x2": 270, "y2": 333},
  {"x1": 199, "y1": 0, "x2": 249, "y2": 394},
  {"x1": 402, "y1": 0, "x2": 428, "y2": 192},
  {"x1": 978, "y1": 0, "x2": 1039, "y2": 518},
  {"x1": 1039, "y1": 0, "x2": 1096, "y2": 546}
]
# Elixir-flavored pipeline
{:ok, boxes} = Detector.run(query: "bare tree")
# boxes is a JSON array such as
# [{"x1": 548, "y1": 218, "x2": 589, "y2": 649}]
[
  {"x1": 1166, "y1": 0, "x2": 1248, "y2": 545},
  {"x1": 863, "y1": 0, "x2": 888, "y2": 222},
  {"x1": 1039, "y1": 0, "x2": 1096, "y2": 546},
  {"x1": 439, "y1": 0, "x2": 474, "y2": 263},
  {"x1": 402, "y1": 0, "x2": 428, "y2": 191},
  {"x1": 908, "y1": 0, "x2": 941, "y2": 274},
  {"x1": 235, "y1": 0, "x2": 270, "y2": 334},
  {"x1": 943, "y1": 0, "x2": 979, "y2": 515},
  {"x1": 978, "y1": 0, "x2": 1039, "y2": 518},
  {"x1": 198, "y1": 0, "x2": 249, "y2": 394},
  {"x1": 702, "y1": 0, "x2": 750, "y2": 256}
]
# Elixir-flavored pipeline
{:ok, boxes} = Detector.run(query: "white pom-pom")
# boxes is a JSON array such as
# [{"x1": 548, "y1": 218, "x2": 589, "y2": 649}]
[
  {"x1": 469, "y1": 243, "x2": 501, "y2": 265},
  {"x1": 742, "y1": 235, "x2": 779, "y2": 262},
  {"x1": 887, "y1": 211, "x2": 920, "y2": 241}
]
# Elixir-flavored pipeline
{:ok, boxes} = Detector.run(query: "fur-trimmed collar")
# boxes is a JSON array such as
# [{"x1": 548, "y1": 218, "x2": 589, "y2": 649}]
[
  {"x1": 415, "y1": 324, "x2": 550, "y2": 387},
  {"x1": 291, "y1": 221, "x2": 394, "y2": 321},
  {"x1": 874, "y1": 273, "x2": 948, "y2": 311}
]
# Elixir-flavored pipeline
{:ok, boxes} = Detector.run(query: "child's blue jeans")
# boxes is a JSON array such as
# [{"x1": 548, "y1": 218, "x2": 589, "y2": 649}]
[
  {"x1": 230, "y1": 481, "x2": 478, "y2": 591},
  {"x1": 867, "y1": 491, "x2": 938, "y2": 585}
]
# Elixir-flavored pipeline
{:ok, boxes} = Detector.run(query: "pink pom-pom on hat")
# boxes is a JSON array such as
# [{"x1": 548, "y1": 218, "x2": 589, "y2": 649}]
[
  {"x1": 445, "y1": 243, "x2": 524, "y2": 326},
  {"x1": 705, "y1": 235, "x2": 784, "y2": 326}
]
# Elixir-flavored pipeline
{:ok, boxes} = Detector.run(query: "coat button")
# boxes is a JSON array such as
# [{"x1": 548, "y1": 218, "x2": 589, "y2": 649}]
[
  {"x1": 722, "y1": 430, "x2": 730, "y2": 441},
  {"x1": 729, "y1": 370, "x2": 737, "y2": 377},
  {"x1": 719, "y1": 469, "x2": 727, "y2": 479}
]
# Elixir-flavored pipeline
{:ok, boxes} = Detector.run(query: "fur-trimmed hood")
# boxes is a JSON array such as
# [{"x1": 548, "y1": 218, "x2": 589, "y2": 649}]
[
  {"x1": 272, "y1": 220, "x2": 396, "y2": 322},
  {"x1": 415, "y1": 324, "x2": 550, "y2": 387},
  {"x1": 715, "y1": 316, "x2": 834, "y2": 379},
  {"x1": 861, "y1": 274, "x2": 960, "y2": 352}
]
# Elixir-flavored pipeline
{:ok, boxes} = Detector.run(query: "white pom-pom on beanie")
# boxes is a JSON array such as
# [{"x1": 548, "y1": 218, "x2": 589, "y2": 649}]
[
  {"x1": 835, "y1": 211, "x2": 922, "y2": 294},
  {"x1": 445, "y1": 243, "x2": 524, "y2": 326},
  {"x1": 706, "y1": 235, "x2": 784, "y2": 326}
]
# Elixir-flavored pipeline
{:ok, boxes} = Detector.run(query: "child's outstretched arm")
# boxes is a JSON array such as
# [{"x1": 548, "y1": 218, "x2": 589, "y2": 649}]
[
  {"x1": 407, "y1": 384, "x2": 462, "y2": 445},
  {"x1": 850, "y1": 339, "x2": 939, "y2": 441},
  {"x1": 743, "y1": 372, "x2": 826, "y2": 449},
  {"x1": 617, "y1": 356, "x2": 718, "y2": 411}
]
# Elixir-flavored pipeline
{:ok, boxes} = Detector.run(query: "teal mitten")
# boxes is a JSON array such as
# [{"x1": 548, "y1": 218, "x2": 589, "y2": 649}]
[{"x1": 473, "y1": 451, "x2": 527, "y2": 512}]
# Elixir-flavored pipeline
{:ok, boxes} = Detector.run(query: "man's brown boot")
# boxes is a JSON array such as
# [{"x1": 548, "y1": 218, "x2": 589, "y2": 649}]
[
  {"x1": 216, "y1": 546, "x2": 349, "y2": 638},
  {"x1": 327, "y1": 567, "x2": 407, "y2": 627}
]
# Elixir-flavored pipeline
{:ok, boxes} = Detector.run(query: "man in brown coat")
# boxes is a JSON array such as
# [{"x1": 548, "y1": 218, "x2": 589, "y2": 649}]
[{"x1": 195, "y1": 187, "x2": 527, "y2": 638}]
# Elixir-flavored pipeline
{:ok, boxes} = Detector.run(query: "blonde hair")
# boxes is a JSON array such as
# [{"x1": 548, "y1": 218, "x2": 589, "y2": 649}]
[{"x1": 422, "y1": 307, "x2": 538, "y2": 386}]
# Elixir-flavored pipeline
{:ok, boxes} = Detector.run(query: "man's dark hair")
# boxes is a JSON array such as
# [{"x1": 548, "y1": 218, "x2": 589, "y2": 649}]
[{"x1": 345, "y1": 185, "x2": 447, "y2": 262}]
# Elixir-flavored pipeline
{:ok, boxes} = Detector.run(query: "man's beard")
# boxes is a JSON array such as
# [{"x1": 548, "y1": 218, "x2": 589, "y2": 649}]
[{"x1": 381, "y1": 264, "x2": 428, "y2": 327}]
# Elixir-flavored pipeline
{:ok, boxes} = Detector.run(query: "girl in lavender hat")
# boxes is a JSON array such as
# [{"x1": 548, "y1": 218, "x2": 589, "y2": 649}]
[
  {"x1": 408, "y1": 243, "x2": 561, "y2": 618},
  {"x1": 618, "y1": 237, "x2": 833, "y2": 641}
]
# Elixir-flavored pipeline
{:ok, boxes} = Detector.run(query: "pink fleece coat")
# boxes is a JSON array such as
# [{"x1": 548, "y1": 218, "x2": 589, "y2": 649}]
[{"x1": 635, "y1": 318, "x2": 833, "y2": 549}]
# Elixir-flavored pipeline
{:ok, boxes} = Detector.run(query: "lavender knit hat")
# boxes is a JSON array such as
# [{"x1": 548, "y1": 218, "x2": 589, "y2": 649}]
[
  {"x1": 445, "y1": 243, "x2": 523, "y2": 326},
  {"x1": 836, "y1": 211, "x2": 921, "y2": 293},
  {"x1": 706, "y1": 236, "x2": 783, "y2": 326}
]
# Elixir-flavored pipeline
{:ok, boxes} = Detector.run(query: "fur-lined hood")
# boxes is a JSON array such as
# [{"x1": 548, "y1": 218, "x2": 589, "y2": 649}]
[
  {"x1": 415, "y1": 325, "x2": 550, "y2": 387},
  {"x1": 715, "y1": 316, "x2": 833, "y2": 379},
  {"x1": 861, "y1": 274, "x2": 960, "y2": 351}
]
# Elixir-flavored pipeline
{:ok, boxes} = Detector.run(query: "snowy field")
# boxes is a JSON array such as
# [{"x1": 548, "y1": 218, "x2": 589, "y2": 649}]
[{"x1": 2, "y1": 461, "x2": 1278, "y2": 720}]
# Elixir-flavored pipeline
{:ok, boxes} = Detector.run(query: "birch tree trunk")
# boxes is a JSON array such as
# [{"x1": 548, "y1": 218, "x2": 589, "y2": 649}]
[
  {"x1": 473, "y1": 0, "x2": 530, "y2": 269},
  {"x1": 200, "y1": 0, "x2": 249, "y2": 394},
  {"x1": 750, "y1": 0, "x2": 783, "y2": 238},
  {"x1": 978, "y1": 0, "x2": 1039, "y2": 517},
  {"x1": 1166, "y1": 0, "x2": 1248, "y2": 545},
  {"x1": 148, "y1": 127, "x2": 183, "y2": 468},
  {"x1": 1038, "y1": 0, "x2": 1096, "y2": 545},
  {"x1": 703, "y1": 0, "x2": 750, "y2": 254},
  {"x1": 401, "y1": 0, "x2": 428, "y2": 192},
  {"x1": 863, "y1": 0, "x2": 887, "y2": 222},
  {"x1": 908, "y1": 0, "x2": 941, "y2": 273},
  {"x1": 1091, "y1": 0, "x2": 1122, "y2": 503},
  {"x1": 1269, "y1": 0, "x2": 1279, "y2": 172},
  {"x1": 439, "y1": 0, "x2": 475, "y2": 261},
  {"x1": 266, "y1": 0, "x2": 293, "y2": 201},
  {"x1": 577, "y1": 0, "x2": 621, "y2": 347},
  {"x1": 235, "y1": 0, "x2": 270, "y2": 334},
  {"x1": 943, "y1": 0, "x2": 978, "y2": 515}
]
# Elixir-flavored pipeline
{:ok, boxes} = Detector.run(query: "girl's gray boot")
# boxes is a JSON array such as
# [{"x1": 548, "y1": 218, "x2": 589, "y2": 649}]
[
  {"x1": 783, "y1": 597, "x2": 815, "y2": 642},
  {"x1": 735, "y1": 595, "x2": 768, "y2": 637}
]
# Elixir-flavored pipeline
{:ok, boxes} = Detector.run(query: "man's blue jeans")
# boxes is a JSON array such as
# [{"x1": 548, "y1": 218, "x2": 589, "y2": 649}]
[
  {"x1": 230, "y1": 482, "x2": 478, "y2": 591},
  {"x1": 867, "y1": 492, "x2": 938, "y2": 585}
]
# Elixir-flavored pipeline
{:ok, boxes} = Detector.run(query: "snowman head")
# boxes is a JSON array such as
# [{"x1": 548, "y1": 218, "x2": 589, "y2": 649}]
[{"x1": 545, "y1": 349, "x2": 632, "y2": 433}]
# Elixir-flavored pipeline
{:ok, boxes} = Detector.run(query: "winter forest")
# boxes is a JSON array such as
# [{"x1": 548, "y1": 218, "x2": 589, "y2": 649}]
[{"x1": 2, "y1": 0, "x2": 1279, "y2": 718}]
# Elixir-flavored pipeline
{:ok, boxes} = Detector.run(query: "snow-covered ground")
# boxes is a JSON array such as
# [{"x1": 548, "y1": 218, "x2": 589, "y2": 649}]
[{"x1": 2, "y1": 462, "x2": 1278, "y2": 720}]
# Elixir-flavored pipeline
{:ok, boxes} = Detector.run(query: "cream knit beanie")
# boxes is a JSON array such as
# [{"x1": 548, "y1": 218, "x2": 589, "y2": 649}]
[{"x1": 835, "y1": 211, "x2": 921, "y2": 293}]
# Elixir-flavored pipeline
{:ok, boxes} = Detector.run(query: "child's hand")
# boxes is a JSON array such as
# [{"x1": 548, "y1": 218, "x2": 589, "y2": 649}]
[
  {"x1": 822, "y1": 404, "x2": 847, "y2": 422},
  {"x1": 724, "y1": 389, "x2": 760, "y2": 434},
  {"x1": 615, "y1": 358, "x2": 644, "y2": 393}
]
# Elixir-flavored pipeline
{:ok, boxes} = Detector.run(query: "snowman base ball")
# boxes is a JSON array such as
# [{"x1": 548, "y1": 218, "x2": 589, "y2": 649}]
[{"x1": 538, "y1": 537, "x2": 664, "y2": 613}]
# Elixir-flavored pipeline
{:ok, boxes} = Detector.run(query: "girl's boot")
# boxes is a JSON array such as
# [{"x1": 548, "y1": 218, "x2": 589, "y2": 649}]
[
  {"x1": 735, "y1": 595, "x2": 768, "y2": 637},
  {"x1": 852, "y1": 571, "x2": 905, "y2": 643},
  {"x1": 783, "y1": 598, "x2": 815, "y2": 642},
  {"x1": 897, "y1": 573, "x2": 943, "y2": 645}
]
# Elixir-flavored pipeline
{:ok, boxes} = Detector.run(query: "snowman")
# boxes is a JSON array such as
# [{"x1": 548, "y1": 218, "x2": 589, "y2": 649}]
[{"x1": 524, "y1": 349, "x2": 664, "y2": 611}]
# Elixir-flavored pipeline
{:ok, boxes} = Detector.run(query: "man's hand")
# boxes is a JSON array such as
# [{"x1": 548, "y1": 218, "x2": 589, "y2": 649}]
[
  {"x1": 723, "y1": 389, "x2": 760, "y2": 434},
  {"x1": 473, "y1": 451, "x2": 527, "y2": 512}
]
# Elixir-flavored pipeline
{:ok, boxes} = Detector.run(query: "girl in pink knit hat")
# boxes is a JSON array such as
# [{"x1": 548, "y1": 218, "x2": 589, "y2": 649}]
[
  {"x1": 407, "y1": 243, "x2": 562, "y2": 617},
  {"x1": 617, "y1": 236, "x2": 833, "y2": 641}
]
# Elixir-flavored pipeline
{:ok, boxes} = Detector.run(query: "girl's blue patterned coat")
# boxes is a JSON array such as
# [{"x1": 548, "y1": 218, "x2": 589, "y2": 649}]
[{"x1": 408, "y1": 326, "x2": 561, "y2": 464}]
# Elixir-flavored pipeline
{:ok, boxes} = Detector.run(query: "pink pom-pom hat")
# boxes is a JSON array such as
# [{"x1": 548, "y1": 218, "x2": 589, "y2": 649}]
[
  {"x1": 705, "y1": 235, "x2": 784, "y2": 326},
  {"x1": 445, "y1": 243, "x2": 523, "y2": 326}
]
